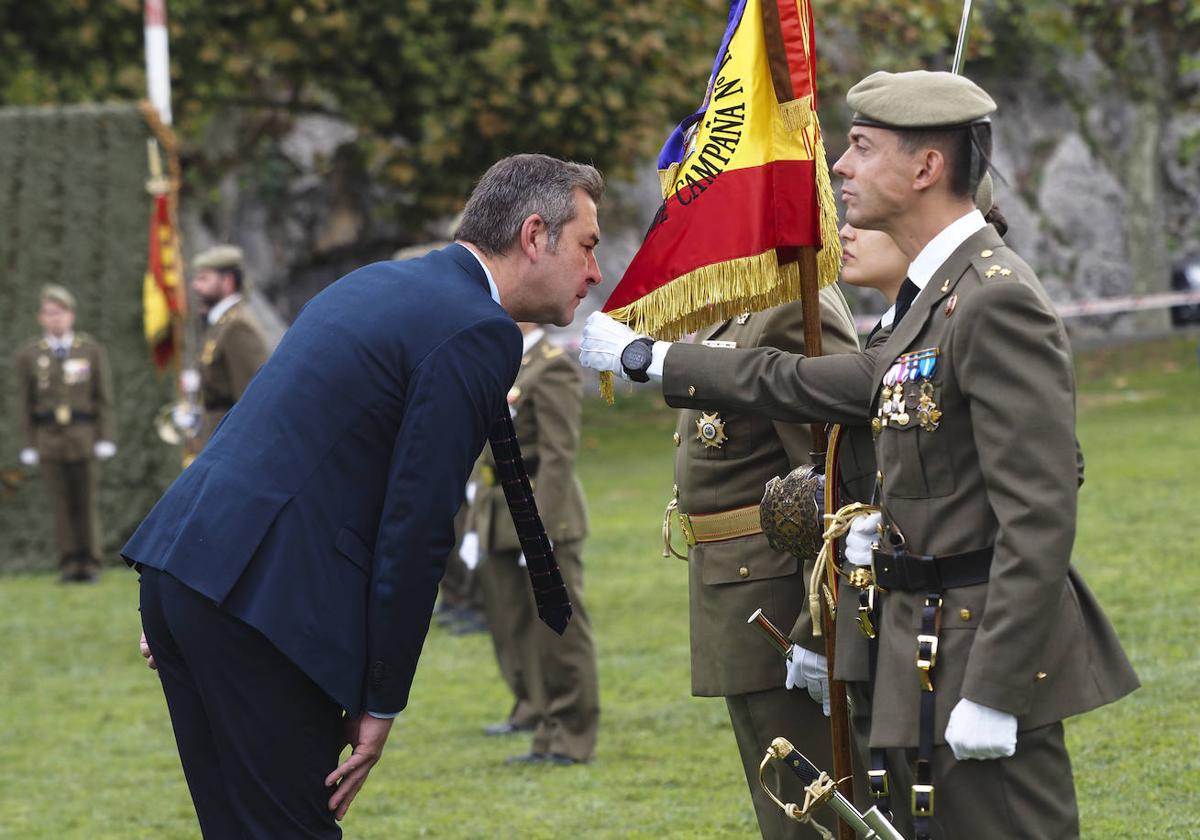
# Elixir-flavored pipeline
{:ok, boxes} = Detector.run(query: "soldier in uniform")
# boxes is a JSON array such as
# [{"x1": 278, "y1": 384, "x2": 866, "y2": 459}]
[
  {"x1": 582, "y1": 71, "x2": 1139, "y2": 839},
  {"x1": 469, "y1": 322, "x2": 599, "y2": 765},
  {"x1": 665, "y1": 285, "x2": 859, "y2": 839},
  {"x1": 189, "y1": 245, "x2": 268, "y2": 449},
  {"x1": 14, "y1": 285, "x2": 116, "y2": 582}
]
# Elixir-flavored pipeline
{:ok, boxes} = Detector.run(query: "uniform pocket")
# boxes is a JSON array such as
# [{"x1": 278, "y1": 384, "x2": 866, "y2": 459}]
[{"x1": 698, "y1": 531, "x2": 797, "y2": 585}]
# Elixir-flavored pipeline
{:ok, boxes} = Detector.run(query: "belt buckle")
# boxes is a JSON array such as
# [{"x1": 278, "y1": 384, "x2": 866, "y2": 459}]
[
  {"x1": 867, "y1": 768, "x2": 889, "y2": 798},
  {"x1": 915, "y1": 634, "x2": 938, "y2": 691},
  {"x1": 856, "y1": 585, "x2": 877, "y2": 639},
  {"x1": 912, "y1": 783, "x2": 934, "y2": 817},
  {"x1": 678, "y1": 513, "x2": 697, "y2": 546}
]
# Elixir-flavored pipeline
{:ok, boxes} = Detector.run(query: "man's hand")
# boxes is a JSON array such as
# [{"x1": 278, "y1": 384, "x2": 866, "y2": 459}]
[
  {"x1": 944, "y1": 698, "x2": 1017, "y2": 760},
  {"x1": 19, "y1": 448, "x2": 38, "y2": 467},
  {"x1": 94, "y1": 440, "x2": 117, "y2": 460},
  {"x1": 325, "y1": 714, "x2": 394, "y2": 820},
  {"x1": 139, "y1": 629, "x2": 156, "y2": 670},
  {"x1": 579, "y1": 311, "x2": 640, "y2": 378},
  {"x1": 845, "y1": 511, "x2": 881, "y2": 567},
  {"x1": 785, "y1": 646, "x2": 831, "y2": 716}
]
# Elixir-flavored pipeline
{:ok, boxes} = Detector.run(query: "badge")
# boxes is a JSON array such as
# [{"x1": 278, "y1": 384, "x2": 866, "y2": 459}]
[
  {"x1": 944, "y1": 294, "x2": 958, "y2": 317},
  {"x1": 695, "y1": 412, "x2": 728, "y2": 448},
  {"x1": 735, "y1": 313, "x2": 751, "y2": 325},
  {"x1": 918, "y1": 380, "x2": 943, "y2": 432},
  {"x1": 54, "y1": 404, "x2": 71, "y2": 426},
  {"x1": 201, "y1": 340, "x2": 217, "y2": 366},
  {"x1": 702, "y1": 340, "x2": 737, "y2": 348},
  {"x1": 62, "y1": 358, "x2": 91, "y2": 384}
]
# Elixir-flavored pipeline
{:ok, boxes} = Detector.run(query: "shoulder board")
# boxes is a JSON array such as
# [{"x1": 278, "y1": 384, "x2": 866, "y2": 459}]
[
  {"x1": 541, "y1": 344, "x2": 564, "y2": 360},
  {"x1": 968, "y1": 245, "x2": 1018, "y2": 283}
]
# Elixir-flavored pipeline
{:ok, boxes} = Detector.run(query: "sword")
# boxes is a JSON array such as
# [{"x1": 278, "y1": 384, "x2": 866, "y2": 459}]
[
  {"x1": 951, "y1": 0, "x2": 973, "y2": 74},
  {"x1": 759, "y1": 738, "x2": 907, "y2": 840}
]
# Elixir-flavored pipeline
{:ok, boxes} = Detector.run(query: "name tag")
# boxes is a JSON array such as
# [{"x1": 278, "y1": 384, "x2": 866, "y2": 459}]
[
  {"x1": 63, "y1": 358, "x2": 91, "y2": 384},
  {"x1": 702, "y1": 340, "x2": 737, "y2": 349}
]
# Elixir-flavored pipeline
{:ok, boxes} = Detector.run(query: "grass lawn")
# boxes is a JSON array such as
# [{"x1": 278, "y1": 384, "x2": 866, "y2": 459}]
[{"x1": 1, "y1": 335, "x2": 1197, "y2": 839}]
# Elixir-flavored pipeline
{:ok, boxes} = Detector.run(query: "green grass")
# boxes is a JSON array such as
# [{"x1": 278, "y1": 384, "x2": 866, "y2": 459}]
[{"x1": 1, "y1": 336, "x2": 1197, "y2": 838}]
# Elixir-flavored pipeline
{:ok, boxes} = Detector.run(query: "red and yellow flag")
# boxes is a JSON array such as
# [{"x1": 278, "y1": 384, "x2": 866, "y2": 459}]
[
  {"x1": 143, "y1": 192, "x2": 185, "y2": 370},
  {"x1": 603, "y1": 0, "x2": 839, "y2": 343}
]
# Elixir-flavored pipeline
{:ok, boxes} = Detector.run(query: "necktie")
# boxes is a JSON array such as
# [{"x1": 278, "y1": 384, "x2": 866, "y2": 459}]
[
  {"x1": 892, "y1": 278, "x2": 920, "y2": 328},
  {"x1": 487, "y1": 411, "x2": 572, "y2": 635},
  {"x1": 54, "y1": 345, "x2": 67, "y2": 360}
]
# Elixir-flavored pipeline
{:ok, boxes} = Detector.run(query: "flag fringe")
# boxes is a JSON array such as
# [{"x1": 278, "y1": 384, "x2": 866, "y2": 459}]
[{"x1": 780, "y1": 96, "x2": 842, "y2": 288}]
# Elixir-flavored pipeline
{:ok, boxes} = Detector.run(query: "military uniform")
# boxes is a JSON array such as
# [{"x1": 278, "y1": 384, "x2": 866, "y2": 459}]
[
  {"x1": 196, "y1": 296, "x2": 267, "y2": 448},
  {"x1": 469, "y1": 333, "x2": 599, "y2": 762},
  {"x1": 14, "y1": 332, "x2": 114, "y2": 577},
  {"x1": 666, "y1": 285, "x2": 860, "y2": 838}
]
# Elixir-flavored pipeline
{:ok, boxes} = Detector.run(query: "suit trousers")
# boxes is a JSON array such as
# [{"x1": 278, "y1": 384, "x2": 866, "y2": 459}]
[
  {"x1": 477, "y1": 539, "x2": 599, "y2": 760},
  {"x1": 725, "y1": 686, "x2": 835, "y2": 840},
  {"x1": 41, "y1": 457, "x2": 100, "y2": 566},
  {"x1": 140, "y1": 567, "x2": 345, "y2": 839}
]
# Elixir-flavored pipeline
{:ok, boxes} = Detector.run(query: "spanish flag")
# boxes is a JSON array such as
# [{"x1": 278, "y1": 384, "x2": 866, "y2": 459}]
[
  {"x1": 603, "y1": 0, "x2": 839, "y2": 342},
  {"x1": 143, "y1": 192, "x2": 185, "y2": 370}
]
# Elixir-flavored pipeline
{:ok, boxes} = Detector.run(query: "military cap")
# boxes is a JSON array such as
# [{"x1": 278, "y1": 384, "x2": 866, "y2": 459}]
[
  {"x1": 848, "y1": 70, "x2": 996, "y2": 130},
  {"x1": 40, "y1": 284, "x2": 76, "y2": 310},
  {"x1": 192, "y1": 244, "x2": 244, "y2": 272}
]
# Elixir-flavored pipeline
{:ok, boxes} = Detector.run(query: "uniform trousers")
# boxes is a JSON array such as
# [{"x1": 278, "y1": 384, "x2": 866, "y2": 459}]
[
  {"x1": 477, "y1": 539, "x2": 599, "y2": 760},
  {"x1": 41, "y1": 457, "x2": 101, "y2": 568},
  {"x1": 140, "y1": 567, "x2": 345, "y2": 839},
  {"x1": 725, "y1": 685, "x2": 835, "y2": 840}
]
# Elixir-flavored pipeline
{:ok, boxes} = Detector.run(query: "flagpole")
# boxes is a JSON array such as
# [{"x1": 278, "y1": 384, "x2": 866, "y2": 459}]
[{"x1": 951, "y1": 0, "x2": 973, "y2": 75}]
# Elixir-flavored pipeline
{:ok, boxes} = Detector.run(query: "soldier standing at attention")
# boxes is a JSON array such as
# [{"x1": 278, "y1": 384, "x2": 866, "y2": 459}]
[
  {"x1": 468, "y1": 322, "x2": 599, "y2": 765},
  {"x1": 664, "y1": 286, "x2": 858, "y2": 839},
  {"x1": 190, "y1": 245, "x2": 268, "y2": 449},
  {"x1": 581, "y1": 70, "x2": 1139, "y2": 839},
  {"x1": 15, "y1": 285, "x2": 116, "y2": 582}
]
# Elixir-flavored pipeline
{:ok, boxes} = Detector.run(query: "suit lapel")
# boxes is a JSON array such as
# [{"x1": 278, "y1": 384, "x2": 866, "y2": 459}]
[{"x1": 872, "y1": 226, "x2": 1003, "y2": 385}]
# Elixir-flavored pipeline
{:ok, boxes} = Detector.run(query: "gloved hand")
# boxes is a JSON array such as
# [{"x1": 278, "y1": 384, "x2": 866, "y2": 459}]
[
  {"x1": 458, "y1": 531, "x2": 480, "y2": 571},
  {"x1": 845, "y1": 511, "x2": 882, "y2": 567},
  {"x1": 464, "y1": 481, "x2": 477, "y2": 506},
  {"x1": 579, "y1": 311, "x2": 641, "y2": 378},
  {"x1": 94, "y1": 440, "x2": 117, "y2": 460},
  {"x1": 19, "y1": 448, "x2": 39, "y2": 467},
  {"x1": 785, "y1": 646, "x2": 830, "y2": 716},
  {"x1": 179, "y1": 368, "x2": 201, "y2": 394},
  {"x1": 171, "y1": 403, "x2": 198, "y2": 432},
  {"x1": 944, "y1": 697, "x2": 1018, "y2": 760}
]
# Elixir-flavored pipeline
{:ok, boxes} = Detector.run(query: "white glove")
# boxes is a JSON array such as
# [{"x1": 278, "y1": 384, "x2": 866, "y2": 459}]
[
  {"x1": 944, "y1": 698, "x2": 1018, "y2": 760},
  {"x1": 464, "y1": 482, "x2": 477, "y2": 506},
  {"x1": 579, "y1": 311, "x2": 640, "y2": 378},
  {"x1": 785, "y1": 646, "x2": 830, "y2": 716},
  {"x1": 517, "y1": 553, "x2": 527, "y2": 568},
  {"x1": 19, "y1": 448, "x2": 39, "y2": 467},
  {"x1": 94, "y1": 440, "x2": 117, "y2": 460},
  {"x1": 179, "y1": 368, "x2": 201, "y2": 394},
  {"x1": 458, "y1": 531, "x2": 480, "y2": 571},
  {"x1": 171, "y1": 404, "x2": 198, "y2": 431},
  {"x1": 845, "y1": 511, "x2": 881, "y2": 567}
]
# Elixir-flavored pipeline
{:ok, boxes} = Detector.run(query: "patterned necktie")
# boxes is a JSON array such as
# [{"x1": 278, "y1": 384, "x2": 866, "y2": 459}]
[
  {"x1": 892, "y1": 278, "x2": 920, "y2": 328},
  {"x1": 487, "y1": 410, "x2": 572, "y2": 635}
]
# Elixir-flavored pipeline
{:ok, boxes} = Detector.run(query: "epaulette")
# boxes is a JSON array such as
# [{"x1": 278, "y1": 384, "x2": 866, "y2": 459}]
[{"x1": 968, "y1": 245, "x2": 1017, "y2": 284}]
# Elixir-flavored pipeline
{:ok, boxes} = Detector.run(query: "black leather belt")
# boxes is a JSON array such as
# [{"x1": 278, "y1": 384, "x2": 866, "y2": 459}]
[
  {"x1": 873, "y1": 546, "x2": 992, "y2": 592},
  {"x1": 31, "y1": 411, "x2": 95, "y2": 425}
]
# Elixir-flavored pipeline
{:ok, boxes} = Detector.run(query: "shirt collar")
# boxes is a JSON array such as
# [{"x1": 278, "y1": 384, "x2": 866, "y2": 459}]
[
  {"x1": 907, "y1": 209, "x2": 987, "y2": 292},
  {"x1": 460, "y1": 244, "x2": 501, "y2": 306},
  {"x1": 207, "y1": 293, "x2": 242, "y2": 326},
  {"x1": 45, "y1": 332, "x2": 74, "y2": 351},
  {"x1": 521, "y1": 328, "x2": 545, "y2": 355}
]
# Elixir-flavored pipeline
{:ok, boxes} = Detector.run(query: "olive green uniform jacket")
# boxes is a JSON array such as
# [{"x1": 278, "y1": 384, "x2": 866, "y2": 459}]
[
  {"x1": 198, "y1": 299, "x2": 268, "y2": 447},
  {"x1": 15, "y1": 333, "x2": 114, "y2": 460},
  {"x1": 663, "y1": 225, "x2": 1139, "y2": 748},
  {"x1": 674, "y1": 284, "x2": 859, "y2": 697}
]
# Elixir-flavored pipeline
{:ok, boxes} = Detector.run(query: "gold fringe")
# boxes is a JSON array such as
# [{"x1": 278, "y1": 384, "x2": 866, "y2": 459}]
[
  {"x1": 599, "y1": 370, "x2": 615, "y2": 404},
  {"x1": 778, "y1": 97, "x2": 814, "y2": 134},
  {"x1": 658, "y1": 163, "x2": 680, "y2": 200},
  {"x1": 813, "y1": 132, "x2": 842, "y2": 286}
]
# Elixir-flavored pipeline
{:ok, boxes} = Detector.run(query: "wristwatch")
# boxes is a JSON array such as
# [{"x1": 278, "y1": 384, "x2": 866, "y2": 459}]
[{"x1": 620, "y1": 337, "x2": 655, "y2": 383}]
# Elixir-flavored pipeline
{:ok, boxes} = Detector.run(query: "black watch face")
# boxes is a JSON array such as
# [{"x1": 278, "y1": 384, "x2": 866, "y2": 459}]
[{"x1": 621, "y1": 339, "x2": 652, "y2": 373}]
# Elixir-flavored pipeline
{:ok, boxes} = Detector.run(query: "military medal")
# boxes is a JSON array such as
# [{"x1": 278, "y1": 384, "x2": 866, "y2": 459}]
[
  {"x1": 695, "y1": 412, "x2": 728, "y2": 448},
  {"x1": 918, "y1": 381, "x2": 942, "y2": 431},
  {"x1": 54, "y1": 404, "x2": 71, "y2": 426}
]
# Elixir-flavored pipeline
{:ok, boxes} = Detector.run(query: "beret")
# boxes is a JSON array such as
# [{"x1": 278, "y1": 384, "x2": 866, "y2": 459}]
[
  {"x1": 192, "y1": 244, "x2": 244, "y2": 272},
  {"x1": 848, "y1": 70, "x2": 996, "y2": 130},
  {"x1": 40, "y1": 284, "x2": 76, "y2": 310}
]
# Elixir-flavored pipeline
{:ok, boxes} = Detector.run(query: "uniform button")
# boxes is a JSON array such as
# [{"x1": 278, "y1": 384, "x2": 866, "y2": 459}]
[
  {"x1": 1036, "y1": 671, "x2": 1048, "y2": 681},
  {"x1": 738, "y1": 566, "x2": 749, "y2": 578},
  {"x1": 673, "y1": 432, "x2": 681, "y2": 446},
  {"x1": 687, "y1": 385, "x2": 696, "y2": 397},
  {"x1": 959, "y1": 609, "x2": 972, "y2": 621},
  {"x1": 980, "y1": 249, "x2": 993, "y2": 258},
  {"x1": 876, "y1": 471, "x2": 883, "y2": 482}
]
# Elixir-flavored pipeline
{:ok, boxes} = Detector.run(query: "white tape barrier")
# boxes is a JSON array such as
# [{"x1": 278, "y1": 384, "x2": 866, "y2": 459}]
[{"x1": 854, "y1": 288, "x2": 1200, "y2": 333}]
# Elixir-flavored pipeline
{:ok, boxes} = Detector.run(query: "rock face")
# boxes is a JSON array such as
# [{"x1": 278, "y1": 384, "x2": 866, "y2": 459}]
[{"x1": 184, "y1": 52, "x2": 1200, "y2": 340}]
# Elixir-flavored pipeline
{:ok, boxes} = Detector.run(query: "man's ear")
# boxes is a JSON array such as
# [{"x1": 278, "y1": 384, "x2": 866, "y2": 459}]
[
  {"x1": 518, "y1": 213, "x2": 546, "y2": 261},
  {"x1": 912, "y1": 149, "x2": 946, "y2": 194}
]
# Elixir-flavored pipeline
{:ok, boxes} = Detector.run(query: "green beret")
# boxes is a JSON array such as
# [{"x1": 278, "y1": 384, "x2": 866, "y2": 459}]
[
  {"x1": 40, "y1": 284, "x2": 76, "y2": 311},
  {"x1": 974, "y1": 172, "x2": 994, "y2": 214},
  {"x1": 192, "y1": 244, "x2": 244, "y2": 272},
  {"x1": 848, "y1": 70, "x2": 996, "y2": 130}
]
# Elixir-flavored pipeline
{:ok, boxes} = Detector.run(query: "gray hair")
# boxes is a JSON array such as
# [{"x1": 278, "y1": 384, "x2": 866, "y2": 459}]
[{"x1": 454, "y1": 154, "x2": 604, "y2": 256}]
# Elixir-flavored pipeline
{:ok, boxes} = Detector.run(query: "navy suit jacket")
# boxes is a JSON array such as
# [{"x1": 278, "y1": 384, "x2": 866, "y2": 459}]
[{"x1": 124, "y1": 244, "x2": 521, "y2": 715}]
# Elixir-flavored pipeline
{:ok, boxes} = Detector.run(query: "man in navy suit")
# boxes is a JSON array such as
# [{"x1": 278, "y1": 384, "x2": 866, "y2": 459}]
[{"x1": 128, "y1": 154, "x2": 605, "y2": 838}]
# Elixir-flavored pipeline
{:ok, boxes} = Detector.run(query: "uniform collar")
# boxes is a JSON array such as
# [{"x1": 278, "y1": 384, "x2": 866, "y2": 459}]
[
  {"x1": 521, "y1": 328, "x2": 545, "y2": 356},
  {"x1": 907, "y1": 209, "x2": 987, "y2": 293},
  {"x1": 207, "y1": 294, "x2": 242, "y2": 326}
]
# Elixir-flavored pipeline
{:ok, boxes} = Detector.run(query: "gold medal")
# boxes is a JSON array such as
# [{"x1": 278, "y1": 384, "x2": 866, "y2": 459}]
[
  {"x1": 54, "y1": 404, "x2": 71, "y2": 426},
  {"x1": 37, "y1": 355, "x2": 50, "y2": 369},
  {"x1": 695, "y1": 412, "x2": 728, "y2": 448},
  {"x1": 871, "y1": 417, "x2": 882, "y2": 434},
  {"x1": 894, "y1": 412, "x2": 910, "y2": 427}
]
